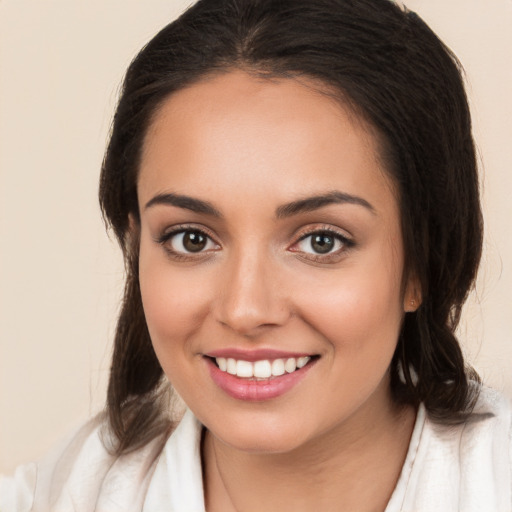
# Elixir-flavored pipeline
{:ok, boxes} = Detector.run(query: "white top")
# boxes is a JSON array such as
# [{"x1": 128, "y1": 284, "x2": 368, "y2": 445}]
[{"x1": 1, "y1": 387, "x2": 511, "y2": 512}]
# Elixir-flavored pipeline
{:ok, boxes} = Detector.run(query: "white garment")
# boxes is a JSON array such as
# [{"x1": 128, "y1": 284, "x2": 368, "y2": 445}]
[{"x1": 1, "y1": 387, "x2": 511, "y2": 512}]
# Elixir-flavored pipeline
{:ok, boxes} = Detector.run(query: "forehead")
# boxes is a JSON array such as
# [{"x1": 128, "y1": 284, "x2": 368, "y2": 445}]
[{"x1": 138, "y1": 70, "x2": 396, "y2": 214}]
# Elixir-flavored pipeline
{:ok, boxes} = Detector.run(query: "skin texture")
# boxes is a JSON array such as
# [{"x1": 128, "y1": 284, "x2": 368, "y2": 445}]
[{"x1": 137, "y1": 70, "x2": 418, "y2": 511}]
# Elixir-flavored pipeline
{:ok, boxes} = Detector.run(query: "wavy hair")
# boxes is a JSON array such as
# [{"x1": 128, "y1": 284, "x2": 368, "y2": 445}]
[{"x1": 99, "y1": 0, "x2": 482, "y2": 454}]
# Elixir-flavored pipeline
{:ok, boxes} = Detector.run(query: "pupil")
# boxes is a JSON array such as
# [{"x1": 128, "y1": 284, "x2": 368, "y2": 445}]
[
  {"x1": 311, "y1": 234, "x2": 334, "y2": 254},
  {"x1": 183, "y1": 231, "x2": 207, "y2": 252}
]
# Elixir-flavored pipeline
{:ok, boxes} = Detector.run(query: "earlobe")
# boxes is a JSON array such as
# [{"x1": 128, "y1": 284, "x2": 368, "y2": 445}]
[
  {"x1": 404, "y1": 277, "x2": 422, "y2": 313},
  {"x1": 404, "y1": 297, "x2": 420, "y2": 312}
]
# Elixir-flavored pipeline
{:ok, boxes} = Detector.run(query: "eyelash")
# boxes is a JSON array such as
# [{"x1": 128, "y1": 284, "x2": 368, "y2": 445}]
[
  {"x1": 155, "y1": 224, "x2": 220, "y2": 261},
  {"x1": 155, "y1": 224, "x2": 354, "y2": 262},
  {"x1": 290, "y1": 227, "x2": 355, "y2": 263}
]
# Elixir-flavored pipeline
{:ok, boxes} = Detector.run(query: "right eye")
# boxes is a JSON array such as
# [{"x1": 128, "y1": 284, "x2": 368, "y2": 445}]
[
  {"x1": 169, "y1": 231, "x2": 217, "y2": 253},
  {"x1": 158, "y1": 228, "x2": 220, "y2": 257}
]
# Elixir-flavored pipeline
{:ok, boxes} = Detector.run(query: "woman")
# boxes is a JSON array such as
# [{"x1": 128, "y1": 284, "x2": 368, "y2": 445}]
[{"x1": 1, "y1": 0, "x2": 510, "y2": 510}]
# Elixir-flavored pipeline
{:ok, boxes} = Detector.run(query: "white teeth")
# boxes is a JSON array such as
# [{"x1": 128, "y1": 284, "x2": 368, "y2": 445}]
[
  {"x1": 297, "y1": 356, "x2": 310, "y2": 368},
  {"x1": 215, "y1": 356, "x2": 312, "y2": 378},
  {"x1": 285, "y1": 357, "x2": 297, "y2": 373},
  {"x1": 271, "y1": 359, "x2": 285, "y2": 376},
  {"x1": 227, "y1": 358, "x2": 237, "y2": 375},
  {"x1": 254, "y1": 360, "x2": 272, "y2": 378},
  {"x1": 236, "y1": 360, "x2": 253, "y2": 378}
]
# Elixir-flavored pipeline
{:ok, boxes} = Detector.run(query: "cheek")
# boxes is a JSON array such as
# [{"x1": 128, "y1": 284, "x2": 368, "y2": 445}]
[
  {"x1": 138, "y1": 245, "x2": 210, "y2": 360},
  {"x1": 292, "y1": 253, "x2": 404, "y2": 356}
]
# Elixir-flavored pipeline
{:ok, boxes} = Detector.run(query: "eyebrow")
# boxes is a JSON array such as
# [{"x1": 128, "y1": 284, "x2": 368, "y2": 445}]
[
  {"x1": 275, "y1": 191, "x2": 375, "y2": 218},
  {"x1": 145, "y1": 193, "x2": 222, "y2": 217},
  {"x1": 144, "y1": 190, "x2": 375, "y2": 219}
]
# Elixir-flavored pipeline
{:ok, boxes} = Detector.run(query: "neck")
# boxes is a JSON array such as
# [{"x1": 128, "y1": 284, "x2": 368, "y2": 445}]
[{"x1": 202, "y1": 388, "x2": 416, "y2": 512}]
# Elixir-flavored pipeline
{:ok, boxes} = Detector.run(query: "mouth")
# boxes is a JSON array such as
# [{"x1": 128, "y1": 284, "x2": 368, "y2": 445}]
[
  {"x1": 209, "y1": 355, "x2": 315, "y2": 380},
  {"x1": 203, "y1": 351, "x2": 319, "y2": 401}
]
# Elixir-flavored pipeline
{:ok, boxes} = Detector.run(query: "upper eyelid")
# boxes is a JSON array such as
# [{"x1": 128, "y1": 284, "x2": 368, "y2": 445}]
[
  {"x1": 293, "y1": 225, "x2": 353, "y2": 243},
  {"x1": 298, "y1": 228, "x2": 348, "y2": 240},
  {"x1": 156, "y1": 224, "x2": 219, "y2": 243},
  {"x1": 154, "y1": 223, "x2": 353, "y2": 249}
]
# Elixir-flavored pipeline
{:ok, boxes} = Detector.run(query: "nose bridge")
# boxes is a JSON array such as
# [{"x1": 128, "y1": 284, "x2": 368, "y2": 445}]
[{"x1": 215, "y1": 242, "x2": 288, "y2": 335}]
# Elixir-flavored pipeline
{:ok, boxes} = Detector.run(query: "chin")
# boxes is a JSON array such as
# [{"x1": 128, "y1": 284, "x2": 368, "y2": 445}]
[
  {"x1": 218, "y1": 429, "x2": 307, "y2": 455},
  {"x1": 204, "y1": 409, "x2": 320, "y2": 455}
]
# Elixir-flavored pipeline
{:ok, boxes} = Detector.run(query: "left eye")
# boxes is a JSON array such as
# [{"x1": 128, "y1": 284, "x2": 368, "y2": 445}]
[
  {"x1": 168, "y1": 230, "x2": 217, "y2": 253},
  {"x1": 295, "y1": 232, "x2": 346, "y2": 255}
]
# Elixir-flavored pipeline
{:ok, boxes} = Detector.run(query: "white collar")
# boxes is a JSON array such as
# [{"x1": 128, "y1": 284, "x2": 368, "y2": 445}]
[{"x1": 144, "y1": 408, "x2": 206, "y2": 511}]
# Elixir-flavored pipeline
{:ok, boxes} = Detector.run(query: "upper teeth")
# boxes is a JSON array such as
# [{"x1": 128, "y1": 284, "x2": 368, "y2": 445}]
[{"x1": 216, "y1": 356, "x2": 311, "y2": 379}]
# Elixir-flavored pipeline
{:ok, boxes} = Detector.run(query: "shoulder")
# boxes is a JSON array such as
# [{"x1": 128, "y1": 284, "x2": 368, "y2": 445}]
[
  {"x1": 0, "y1": 412, "x2": 171, "y2": 512},
  {"x1": 0, "y1": 415, "x2": 107, "y2": 512},
  {"x1": 471, "y1": 384, "x2": 512, "y2": 418},
  {"x1": 467, "y1": 385, "x2": 512, "y2": 440},
  {"x1": 429, "y1": 386, "x2": 511, "y2": 463},
  {"x1": 396, "y1": 386, "x2": 512, "y2": 512}
]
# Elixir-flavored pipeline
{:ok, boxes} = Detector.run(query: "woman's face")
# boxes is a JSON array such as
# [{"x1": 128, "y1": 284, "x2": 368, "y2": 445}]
[{"x1": 137, "y1": 70, "x2": 415, "y2": 453}]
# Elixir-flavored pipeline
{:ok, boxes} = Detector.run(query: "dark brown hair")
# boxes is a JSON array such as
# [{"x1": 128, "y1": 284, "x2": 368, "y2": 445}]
[{"x1": 99, "y1": 0, "x2": 482, "y2": 454}]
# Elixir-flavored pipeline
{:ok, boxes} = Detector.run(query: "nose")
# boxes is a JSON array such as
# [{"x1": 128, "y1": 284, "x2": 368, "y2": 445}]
[{"x1": 214, "y1": 247, "x2": 290, "y2": 337}]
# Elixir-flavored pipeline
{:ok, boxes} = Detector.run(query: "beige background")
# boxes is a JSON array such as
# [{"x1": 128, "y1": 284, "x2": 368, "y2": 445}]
[{"x1": 0, "y1": 0, "x2": 511, "y2": 474}]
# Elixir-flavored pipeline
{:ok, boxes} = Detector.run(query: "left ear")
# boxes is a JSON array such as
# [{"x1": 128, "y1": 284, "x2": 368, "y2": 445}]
[{"x1": 403, "y1": 275, "x2": 422, "y2": 313}]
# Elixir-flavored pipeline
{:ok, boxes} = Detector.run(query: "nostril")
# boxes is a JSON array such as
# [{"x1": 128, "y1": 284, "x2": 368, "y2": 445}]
[
  {"x1": 215, "y1": 299, "x2": 291, "y2": 336},
  {"x1": 213, "y1": 264, "x2": 290, "y2": 334}
]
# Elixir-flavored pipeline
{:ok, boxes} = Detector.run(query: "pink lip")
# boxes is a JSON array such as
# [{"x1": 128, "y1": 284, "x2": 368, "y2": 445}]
[
  {"x1": 205, "y1": 356, "x2": 317, "y2": 402},
  {"x1": 205, "y1": 348, "x2": 313, "y2": 362}
]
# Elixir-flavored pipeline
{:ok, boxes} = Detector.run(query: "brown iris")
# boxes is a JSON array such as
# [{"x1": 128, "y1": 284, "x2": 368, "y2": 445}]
[
  {"x1": 183, "y1": 231, "x2": 208, "y2": 252},
  {"x1": 311, "y1": 233, "x2": 335, "y2": 254}
]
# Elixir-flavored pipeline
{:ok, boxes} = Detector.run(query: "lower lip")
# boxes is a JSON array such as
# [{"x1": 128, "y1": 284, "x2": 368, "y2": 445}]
[{"x1": 205, "y1": 358, "x2": 317, "y2": 401}]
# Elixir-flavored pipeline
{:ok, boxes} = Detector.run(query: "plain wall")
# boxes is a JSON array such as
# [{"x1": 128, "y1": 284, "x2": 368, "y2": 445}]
[{"x1": 1, "y1": 0, "x2": 511, "y2": 474}]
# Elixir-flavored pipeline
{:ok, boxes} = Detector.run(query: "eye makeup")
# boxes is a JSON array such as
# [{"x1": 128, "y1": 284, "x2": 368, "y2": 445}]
[{"x1": 154, "y1": 221, "x2": 356, "y2": 265}]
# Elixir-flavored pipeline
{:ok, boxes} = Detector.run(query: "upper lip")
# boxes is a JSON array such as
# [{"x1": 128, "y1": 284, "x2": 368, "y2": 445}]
[{"x1": 204, "y1": 348, "x2": 316, "y2": 362}]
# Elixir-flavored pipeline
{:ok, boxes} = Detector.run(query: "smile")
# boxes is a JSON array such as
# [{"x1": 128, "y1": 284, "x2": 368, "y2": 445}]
[
  {"x1": 204, "y1": 352, "x2": 318, "y2": 401},
  {"x1": 214, "y1": 356, "x2": 311, "y2": 379}
]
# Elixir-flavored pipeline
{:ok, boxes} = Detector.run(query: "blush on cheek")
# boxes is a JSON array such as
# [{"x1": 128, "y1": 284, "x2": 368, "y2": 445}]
[
  {"x1": 297, "y1": 278, "x2": 402, "y2": 353},
  {"x1": 140, "y1": 267, "x2": 213, "y2": 353}
]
